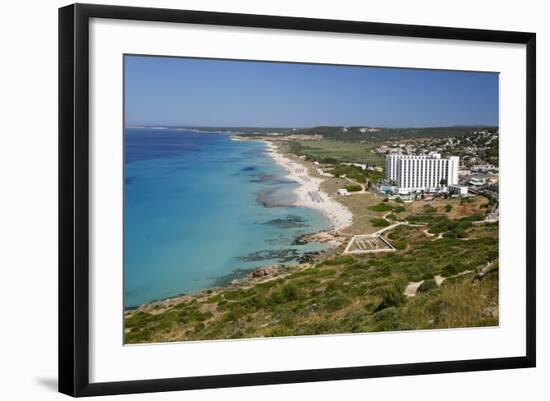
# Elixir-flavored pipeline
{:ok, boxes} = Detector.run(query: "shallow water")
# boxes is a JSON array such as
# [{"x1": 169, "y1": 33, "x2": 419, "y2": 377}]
[{"x1": 124, "y1": 129, "x2": 330, "y2": 308}]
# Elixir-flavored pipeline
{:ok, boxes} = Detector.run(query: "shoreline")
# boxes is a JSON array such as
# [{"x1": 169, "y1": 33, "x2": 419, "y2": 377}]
[
  {"x1": 126, "y1": 262, "x2": 319, "y2": 314},
  {"x1": 261, "y1": 140, "x2": 353, "y2": 232},
  {"x1": 127, "y1": 137, "x2": 352, "y2": 312}
]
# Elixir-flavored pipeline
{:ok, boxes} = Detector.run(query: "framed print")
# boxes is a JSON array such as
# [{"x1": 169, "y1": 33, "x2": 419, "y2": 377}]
[{"x1": 58, "y1": 3, "x2": 536, "y2": 397}]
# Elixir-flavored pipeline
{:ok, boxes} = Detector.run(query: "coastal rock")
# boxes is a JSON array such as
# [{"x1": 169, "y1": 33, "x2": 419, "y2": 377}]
[
  {"x1": 292, "y1": 236, "x2": 309, "y2": 245},
  {"x1": 250, "y1": 266, "x2": 277, "y2": 278},
  {"x1": 294, "y1": 231, "x2": 340, "y2": 245},
  {"x1": 298, "y1": 251, "x2": 320, "y2": 263}
]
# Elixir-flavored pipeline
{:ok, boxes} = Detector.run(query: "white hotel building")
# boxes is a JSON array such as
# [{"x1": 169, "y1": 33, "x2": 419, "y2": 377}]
[{"x1": 386, "y1": 153, "x2": 459, "y2": 193}]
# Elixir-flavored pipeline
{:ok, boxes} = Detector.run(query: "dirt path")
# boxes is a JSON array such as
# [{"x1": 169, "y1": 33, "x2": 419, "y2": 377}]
[
  {"x1": 404, "y1": 280, "x2": 424, "y2": 297},
  {"x1": 342, "y1": 177, "x2": 367, "y2": 194},
  {"x1": 406, "y1": 269, "x2": 475, "y2": 298},
  {"x1": 434, "y1": 270, "x2": 473, "y2": 286}
]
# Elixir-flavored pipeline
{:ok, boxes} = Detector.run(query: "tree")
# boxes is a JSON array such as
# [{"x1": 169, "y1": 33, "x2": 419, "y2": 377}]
[{"x1": 440, "y1": 178, "x2": 447, "y2": 187}]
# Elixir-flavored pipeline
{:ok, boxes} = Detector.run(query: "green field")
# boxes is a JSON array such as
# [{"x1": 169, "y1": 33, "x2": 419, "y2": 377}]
[{"x1": 285, "y1": 140, "x2": 385, "y2": 166}]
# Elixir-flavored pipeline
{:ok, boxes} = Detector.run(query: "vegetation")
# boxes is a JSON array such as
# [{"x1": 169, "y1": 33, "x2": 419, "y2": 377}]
[
  {"x1": 370, "y1": 218, "x2": 391, "y2": 227},
  {"x1": 331, "y1": 164, "x2": 369, "y2": 182},
  {"x1": 405, "y1": 211, "x2": 484, "y2": 238},
  {"x1": 418, "y1": 279, "x2": 437, "y2": 293},
  {"x1": 368, "y1": 203, "x2": 395, "y2": 212},
  {"x1": 386, "y1": 213, "x2": 398, "y2": 221},
  {"x1": 284, "y1": 125, "x2": 497, "y2": 142},
  {"x1": 284, "y1": 140, "x2": 384, "y2": 166},
  {"x1": 366, "y1": 169, "x2": 384, "y2": 182},
  {"x1": 345, "y1": 184, "x2": 363, "y2": 192}
]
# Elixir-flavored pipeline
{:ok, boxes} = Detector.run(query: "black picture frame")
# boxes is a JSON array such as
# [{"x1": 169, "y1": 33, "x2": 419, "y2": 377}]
[{"x1": 59, "y1": 3, "x2": 536, "y2": 397}]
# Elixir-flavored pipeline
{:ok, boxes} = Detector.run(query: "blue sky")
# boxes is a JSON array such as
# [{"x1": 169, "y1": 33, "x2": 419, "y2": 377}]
[{"x1": 124, "y1": 55, "x2": 499, "y2": 128}]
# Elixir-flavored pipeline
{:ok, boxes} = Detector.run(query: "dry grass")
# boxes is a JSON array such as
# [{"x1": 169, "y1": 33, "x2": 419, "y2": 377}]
[
  {"x1": 405, "y1": 196, "x2": 487, "y2": 219},
  {"x1": 318, "y1": 178, "x2": 388, "y2": 235},
  {"x1": 402, "y1": 275, "x2": 499, "y2": 330}
]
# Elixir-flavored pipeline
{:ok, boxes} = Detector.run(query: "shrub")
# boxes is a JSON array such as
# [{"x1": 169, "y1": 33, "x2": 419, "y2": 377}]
[
  {"x1": 376, "y1": 285, "x2": 406, "y2": 311},
  {"x1": 458, "y1": 220, "x2": 473, "y2": 230},
  {"x1": 393, "y1": 206, "x2": 406, "y2": 213},
  {"x1": 442, "y1": 230, "x2": 459, "y2": 239},
  {"x1": 268, "y1": 289, "x2": 284, "y2": 305},
  {"x1": 317, "y1": 268, "x2": 338, "y2": 277},
  {"x1": 406, "y1": 213, "x2": 442, "y2": 224},
  {"x1": 267, "y1": 284, "x2": 301, "y2": 306},
  {"x1": 461, "y1": 213, "x2": 484, "y2": 222},
  {"x1": 443, "y1": 227, "x2": 467, "y2": 238},
  {"x1": 125, "y1": 312, "x2": 152, "y2": 329},
  {"x1": 193, "y1": 322, "x2": 205, "y2": 332},
  {"x1": 423, "y1": 204, "x2": 437, "y2": 213},
  {"x1": 370, "y1": 217, "x2": 390, "y2": 227},
  {"x1": 281, "y1": 284, "x2": 300, "y2": 301},
  {"x1": 441, "y1": 263, "x2": 461, "y2": 277},
  {"x1": 428, "y1": 221, "x2": 451, "y2": 234},
  {"x1": 346, "y1": 184, "x2": 362, "y2": 192},
  {"x1": 244, "y1": 294, "x2": 265, "y2": 309},
  {"x1": 125, "y1": 329, "x2": 154, "y2": 344},
  {"x1": 368, "y1": 203, "x2": 394, "y2": 212},
  {"x1": 223, "y1": 289, "x2": 250, "y2": 300},
  {"x1": 442, "y1": 273, "x2": 472, "y2": 286},
  {"x1": 445, "y1": 204, "x2": 453, "y2": 213},
  {"x1": 372, "y1": 307, "x2": 404, "y2": 331},
  {"x1": 324, "y1": 293, "x2": 352, "y2": 312},
  {"x1": 393, "y1": 240, "x2": 407, "y2": 250},
  {"x1": 418, "y1": 279, "x2": 438, "y2": 293},
  {"x1": 319, "y1": 256, "x2": 355, "y2": 266}
]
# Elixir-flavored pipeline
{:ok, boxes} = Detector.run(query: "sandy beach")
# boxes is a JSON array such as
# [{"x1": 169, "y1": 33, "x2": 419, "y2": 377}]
[{"x1": 263, "y1": 141, "x2": 352, "y2": 231}]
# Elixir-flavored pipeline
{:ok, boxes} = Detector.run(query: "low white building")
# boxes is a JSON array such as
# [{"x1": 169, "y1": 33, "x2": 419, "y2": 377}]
[
  {"x1": 343, "y1": 162, "x2": 367, "y2": 170},
  {"x1": 469, "y1": 176, "x2": 486, "y2": 186},
  {"x1": 448, "y1": 185, "x2": 469, "y2": 196},
  {"x1": 317, "y1": 168, "x2": 334, "y2": 177},
  {"x1": 337, "y1": 188, "x2": 350, "y2": 196}
]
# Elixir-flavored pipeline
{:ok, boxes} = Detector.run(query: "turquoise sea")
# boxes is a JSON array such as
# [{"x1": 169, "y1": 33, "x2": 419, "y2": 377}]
[{"x1": 124, "y1": 129, "x2": 331, "y2": 308}]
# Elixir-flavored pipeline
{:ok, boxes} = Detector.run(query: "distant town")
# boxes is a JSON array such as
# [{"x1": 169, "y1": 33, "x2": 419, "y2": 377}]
[{"x1": 233, "y1": 125, "x2": 499, "y2": 211}]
